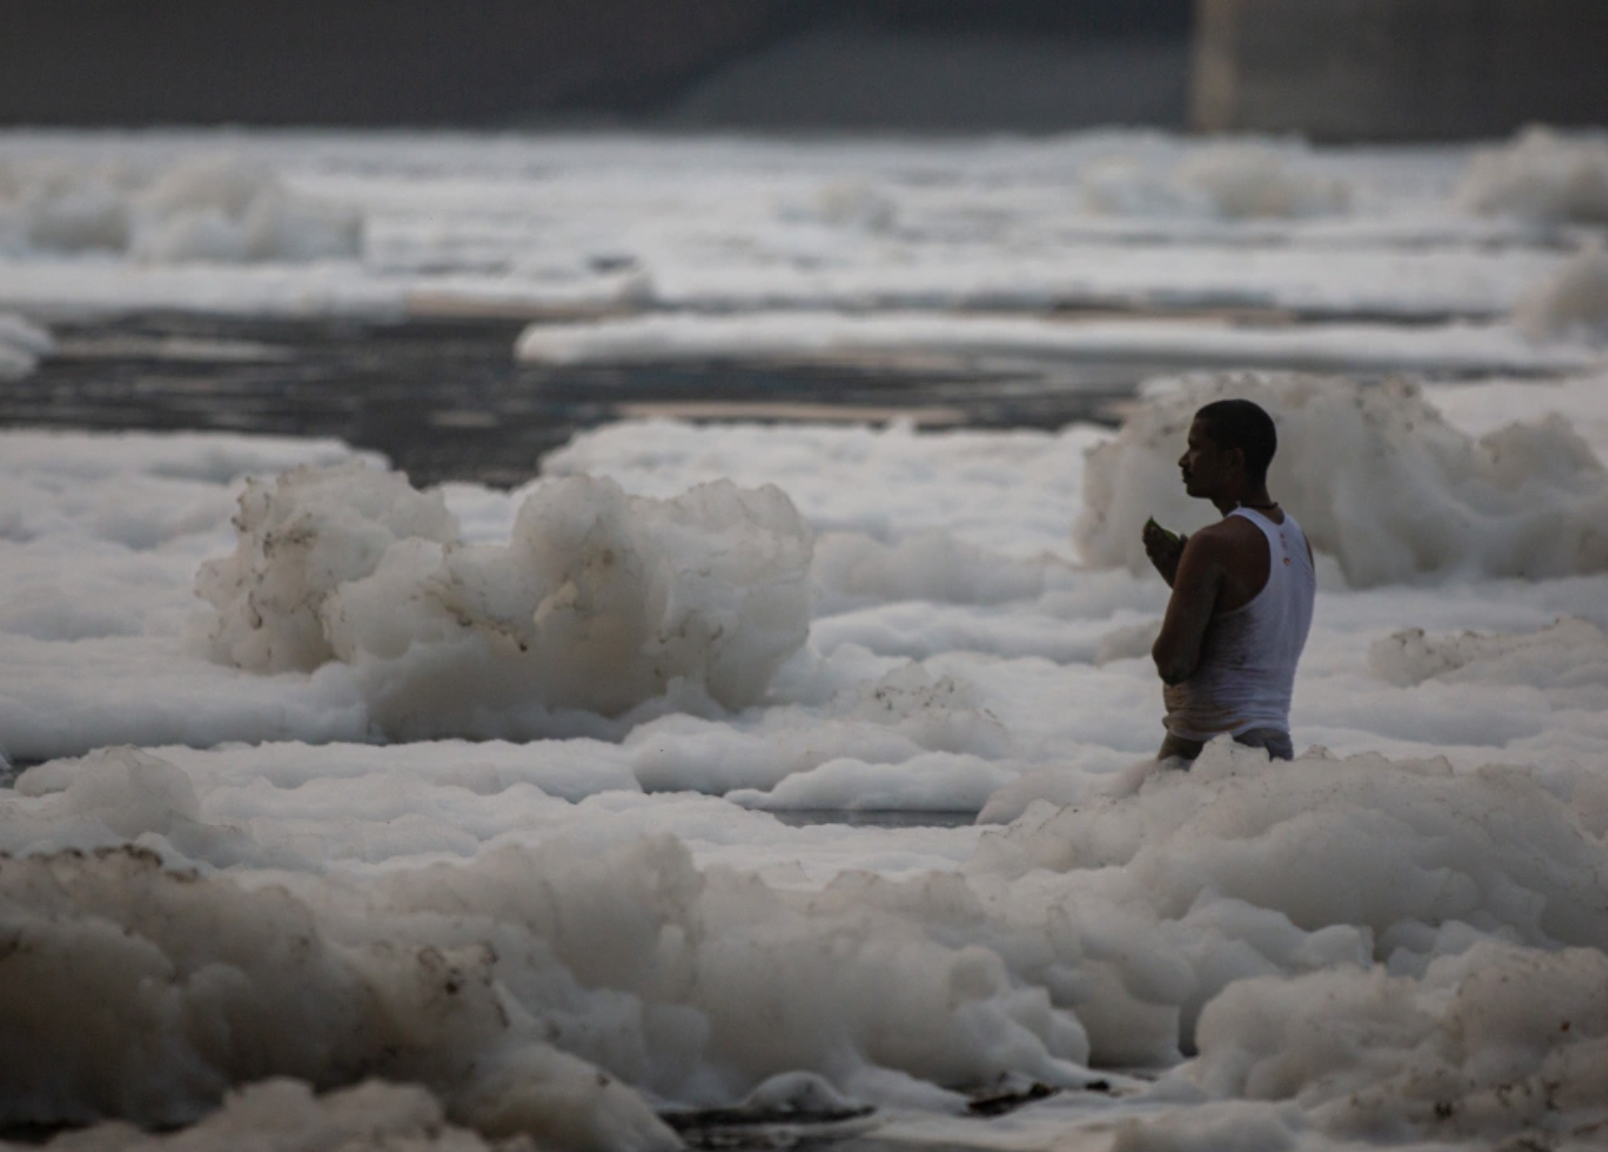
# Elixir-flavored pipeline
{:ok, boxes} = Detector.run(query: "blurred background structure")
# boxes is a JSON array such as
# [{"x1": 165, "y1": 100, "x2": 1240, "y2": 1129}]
[
  {"x1": 1, "y1": 1, "x2": 1191, "y2": 132},
  {"x1": 1194, "y1": 0, "x2": 1608, "y2": 139},
  {"x1": 0, "y1": 0, "x2": 1603, "y2": 137}
]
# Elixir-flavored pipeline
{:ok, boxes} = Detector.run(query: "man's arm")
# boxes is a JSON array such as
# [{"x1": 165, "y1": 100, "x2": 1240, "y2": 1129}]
[{"x1": 1151, "y1": 531, "x2": 1226, "y2": 685}]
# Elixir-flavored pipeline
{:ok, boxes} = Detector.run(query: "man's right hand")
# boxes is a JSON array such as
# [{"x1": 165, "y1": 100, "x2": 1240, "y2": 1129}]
[{"x1": 1142, "y1": 520, "x2": 1188, "y2": 587}]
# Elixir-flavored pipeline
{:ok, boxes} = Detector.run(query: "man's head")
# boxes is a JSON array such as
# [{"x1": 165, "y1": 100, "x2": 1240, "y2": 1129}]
[{"x1": 1178, "y1": 399, "x2": 1277, "y2": 500}]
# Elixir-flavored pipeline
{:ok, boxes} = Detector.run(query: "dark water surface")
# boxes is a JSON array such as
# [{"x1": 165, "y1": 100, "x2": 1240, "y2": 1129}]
[{"x1": 5, "y1": 312, "x2": 1145, "y2": 489}]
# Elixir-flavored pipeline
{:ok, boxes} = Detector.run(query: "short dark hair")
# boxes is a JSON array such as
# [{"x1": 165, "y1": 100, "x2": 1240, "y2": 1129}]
[{"x1": 1195, "y1": 399, "x2": 1277, "y2": 485}]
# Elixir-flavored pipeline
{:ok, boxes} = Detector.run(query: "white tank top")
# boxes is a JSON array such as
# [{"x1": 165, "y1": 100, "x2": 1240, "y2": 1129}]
[{"x1": 1163, "y1": 508, "x2": 1315, "y2": 740}]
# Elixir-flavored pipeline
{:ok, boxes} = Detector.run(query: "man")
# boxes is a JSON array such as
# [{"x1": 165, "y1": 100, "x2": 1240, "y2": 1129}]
[{"x1": 1141, "y1": 399, "x2": 1315, "y2": 763}]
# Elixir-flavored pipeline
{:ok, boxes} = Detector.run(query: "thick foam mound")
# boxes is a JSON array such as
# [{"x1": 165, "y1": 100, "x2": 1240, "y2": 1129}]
[
  {"x1": 1082, "y1": 143, "x2": 1350, "y2": 220},
  {"x1": 1515, "y1": 247, "x2": 1608, "y2": 343},
  {"x1": 195, "y1": 463, "x2": 814, "y2": 735},
  {"x1": 196, "y1": 462, "x2": 460, "y2": 674},
  {"x1": 0, "y1": 311, "x2": 50, "y2": 379},
  {"x1": 1190, "y1": 942, "x2": 1608, "y2": 1145},
  {"x1": 33, "y1": 1079, "x2": 518, "y2": 1152},
  {"x1": 1458, "y1": 126, "x2": 1608, "y2": 224},
  {"x1": 8, "y1": 730, "x2": 1608, "y2": 1148},
  {"x1": 1076, "y1": 374, "x2": 1608, "y2": 586},
  {"x1": 975, "y1": 738, "x2": 1608, "y2": 1092},
  {"x1": 6, "y1": 750, "x2": 1098, "y2": 1122},
  {"x1": 0, "y1": 153, "x2": 362, "y2": 263},
  {"x1": 0, "y1": 836, "x2": 676, "y2": 1152},
  {"x1": 1171, "y1": 144, "x2": 1351, "y2": 220}
]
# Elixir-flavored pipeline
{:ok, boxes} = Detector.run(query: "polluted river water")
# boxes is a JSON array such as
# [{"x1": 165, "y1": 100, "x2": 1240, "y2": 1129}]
[{"x1": 2, "y1": 128, "x2": 1608, "y2": 1152}]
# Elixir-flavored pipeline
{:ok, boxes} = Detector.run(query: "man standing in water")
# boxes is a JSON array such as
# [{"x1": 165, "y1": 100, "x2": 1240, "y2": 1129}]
[{"x1": 1141, "y1": 399, "x2": 1315, "y2": 762}]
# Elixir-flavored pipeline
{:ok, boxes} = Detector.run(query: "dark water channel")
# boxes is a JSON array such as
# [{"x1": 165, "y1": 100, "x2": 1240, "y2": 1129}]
[{"x1": 5, "y1": 312, "x2": 1147, "y2": 489}]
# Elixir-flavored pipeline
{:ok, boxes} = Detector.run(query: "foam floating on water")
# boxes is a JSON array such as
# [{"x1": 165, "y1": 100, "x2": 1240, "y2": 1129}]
[
  {"x1": 1458, "y1": 126, "x2": 1608, "y2": 225},
  {"x1": 513, "y1": 311, "x2": 1591, "y2": 376},
  {"x1": 1082, "y1": 142, "x2": 1352, "y2": 220},
  {"x1": 0, "y1": 310, "x2": 50, "y2": 379},
  {"x1": 15, "y1": 1078, "x2": 518, "y2": 1152},
  {"x1": 1369, "y1": 616, "x2": 1608, "y2": 691},
  {"x1": 1076, "y1": 373, "x2": 1608, "y2": 586},
  {"x1": 0, "y1": 152, "x2": 362, "y2": 264},
  {"x1": 1516, "y1": 246, "x2": 1608, "y2": 344},
  {"x1": 194, "y1": 462, "x2": 815, "y2": 736},
  {"x1": 1188, "y1": 942, "x2": 1608, "y2": 1145},
  {"x1": 11, "y1": 736, "x2": 1608, "y2": 1149},
  {"x1": 0, "y1": 838, "x2": 678, "y2": 1152}
]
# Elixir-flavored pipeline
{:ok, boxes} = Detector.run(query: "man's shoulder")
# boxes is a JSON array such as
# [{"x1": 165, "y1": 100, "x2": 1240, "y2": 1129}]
[
  {"x1": 1191, "y1": 516, "x2": 1264, "y2": 550},
  {"x1": 1185, "y1": 516, "x2": 1270, "y2": 589}
]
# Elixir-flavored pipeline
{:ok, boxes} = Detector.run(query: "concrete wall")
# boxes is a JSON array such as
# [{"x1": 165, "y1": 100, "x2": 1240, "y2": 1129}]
[
  {"x1": 0, "y1": 0, "x2": 783, "y2": 126},
  {"x1": 1193, "y1": 0, "x2": 1608, "y2": 140},
  {"x1": 0, "y1": 0, "x2": 1193, "y2": 129}
]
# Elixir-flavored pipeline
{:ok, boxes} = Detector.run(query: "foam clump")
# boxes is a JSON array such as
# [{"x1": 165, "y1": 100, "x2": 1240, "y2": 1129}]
[
  {"x1": 736, "y1": 1070, "x2": 862, "y2": 1116},
  {"x1": 196, "y1": 462, "x2": 460, "y2": 674},
  {"x1": 1082, "y1": 143, "x2": 1350, "y2": 220},
  {"x1": 0, "y1": 153, "x2": 362, "y2": 263},
  {"x1": 1076, "y1": 373, "x2": 1608, "y2": 586},
  {"x1": 45, "y1": 744, "x2": 199, "y2": 834},
  {"x1": 0, "y1": 844, "x2": 500, "y2": 1125},
  {"x1": 1172, "y1": 144, "x2": 1351, "y2": 219},
  {"x1": 37, "y1": 1079, "x2": 527, "y2": 1152},
  {"x1": 1369, "y1": 616, "x2": 1608, "y2": 691},
  {"x1": 0, "y1": 844, "x2": 676, "y2": 1152},
  {"x1": 10, "y1": 736, "x2": 1608, "y2": 1147},
  {"x1": 1189, "y1": 942, "x2": 1608, "y2": 1145},
  {"x1": 976, "y1": 739, "x2": 1608, "y2": 1074},
  {"x1": 1515, "y1": 247, "x2": 1608, "y2": 343},
  {"x1": 0, "y1": 811, "x2": 1093, "y2": 1132},
  {"x1": 4, "y1": 746, "x2": 276, "y2": 867},
  {"x1": 781, "y1": 181, "x2": 899, "y2": 232},
  {"x1": 0, "y1": 311, "x2": 51, "y2": 380},
  {"x1": 195, "y1": 462, "x2": 814, "y2": 735},
  {"x1": 1457, "y1": 126, "x2": 1608, "y2": 224},
  {"x1": 375, "y1": 833, "x2": 1094, "y2": 1109},
  {"x1": 991, "y1": 739, "x2": 1608, "y2": 957},
  {"x1": 849, "y1": 662, "x2": 1009, "y2": 757},
  {"x1": 0, "y1": 426, "x2": 369, "y2": 486}
]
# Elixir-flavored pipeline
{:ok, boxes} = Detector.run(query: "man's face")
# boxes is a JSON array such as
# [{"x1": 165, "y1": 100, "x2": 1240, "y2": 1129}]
[{"x1": 1178, "y1": 416, "x2": 1236, "y2": 499}]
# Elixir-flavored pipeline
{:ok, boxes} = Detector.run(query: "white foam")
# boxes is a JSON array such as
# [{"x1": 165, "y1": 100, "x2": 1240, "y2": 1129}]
[
  {"x1": 10, "y1": 734, "x2": 1608, "y2": 1149},
  {"x1": 32, "y1": 1079, "x2": 506, "y2": 1152},
  {"x1": 1458, "y1": 126, "x2": 1608, "y2": 224},
  {"x1": 1076, "y1": 373, "x2": 1608, "y2": 586},
  {"x1": 0, "y1": 152, "x2": 362, "y2": 264},
  {"x1": 1084, "y1": 142, "x2": 1351, "y2": 220},
  {"x1": 0, "y1": 430, "x2": 383, "y2": 761},
  {"x1": 0, "y1": 130, "x2": 1580, "y2": 319},
  {"x1": 1515, "y1": 245, "x2": 1608, "y2": 343},
  {"x1": 542, "y1": 417, "x2": 1097, "y2": 561},
  {"x1": 194, "y1": 462, "x2": 815, "y2": 736},
  {"x1": 8, "y1": 126, "x2": 1608, "y2": 1150},
  {"x1": 515, "y1": 311, "x2": 1594, "y2": 376},
  {"x1": 0, "y1": 837, "x2": 677, "y2": 1151},
  {"x1": 195, "y1": 462, "x2": 460, "y2": 674},
  {"x1": 1189, "y1": 942, "x2": 1608, "y2": 1144},
  {"x1": 0, "y1": 309, "x2": 49, "y2": 378},
  {"x1": 6, "y1": 371, "x2": 1608, "y2": 1149}
]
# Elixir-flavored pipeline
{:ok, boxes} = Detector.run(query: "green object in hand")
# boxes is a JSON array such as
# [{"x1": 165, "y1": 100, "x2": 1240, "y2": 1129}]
[{"x1": 1145, "y1": 517, "x2": 1181, "y2": 546}]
